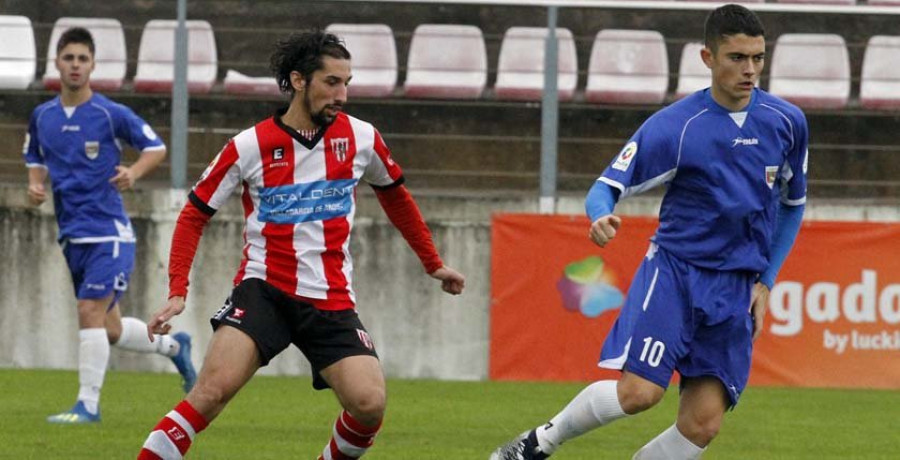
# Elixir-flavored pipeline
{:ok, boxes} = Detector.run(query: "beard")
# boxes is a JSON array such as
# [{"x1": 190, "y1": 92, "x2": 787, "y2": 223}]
[{"x1": 304, "y1": 91, "x2": 341, "y2": 127}]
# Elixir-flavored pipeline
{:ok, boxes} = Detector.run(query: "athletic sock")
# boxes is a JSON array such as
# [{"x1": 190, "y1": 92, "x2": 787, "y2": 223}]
[
  {"x1": 318, "y1": 410, "x2": 382, "y2": 459},
  {"x1": 139, "y1": 400, "x2": 208, "y2": 460},
  {"x1": 633, "y1": 424, "x2": 706, "y2": 460},
  {"x1": 77, "y1": 328, "x2": 109, "y2": 414},
  {"x1": 535, "y1": 380, "x2": 627, "y2": 455},
  {"x1": 115, "y1": 317, "x2": 180, "y2": 357}
]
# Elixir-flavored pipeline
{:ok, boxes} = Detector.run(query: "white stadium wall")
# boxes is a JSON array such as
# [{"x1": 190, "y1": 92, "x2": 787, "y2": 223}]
[{"x1": 0, "y1": 185, "x2": 897, "y2": 381}]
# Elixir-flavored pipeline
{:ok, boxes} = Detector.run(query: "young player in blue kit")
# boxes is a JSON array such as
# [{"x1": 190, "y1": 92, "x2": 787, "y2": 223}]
[
  {"x1": 23, "y1": 27, "x2": 197, "y2": 424},
  {"x1": 492, "y1": 5, "x2": 807, "y2": 459}
]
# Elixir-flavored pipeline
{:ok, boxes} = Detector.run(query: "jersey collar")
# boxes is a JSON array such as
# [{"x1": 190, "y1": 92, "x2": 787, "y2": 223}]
[
  {"x1": 704, "y1": 88, "x2": 758, "y2": 115},
  {"x1": 273, "y1": 107, "x2": 328, "y2": 150}
]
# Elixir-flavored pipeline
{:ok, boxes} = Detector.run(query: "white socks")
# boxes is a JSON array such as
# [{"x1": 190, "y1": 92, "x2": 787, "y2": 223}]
[
  {"x1": 115, "y1": 317, "x2": 180, "y2": 357},
  {"x1": 77, "y1": 328, "x2": 109, "y2": 414},
  {"x1": 633, "y1": 424, "x2": 706, "y2": 459},
  {"x1": 535, "y1": 380, "x2": 627, "y2": 454}
]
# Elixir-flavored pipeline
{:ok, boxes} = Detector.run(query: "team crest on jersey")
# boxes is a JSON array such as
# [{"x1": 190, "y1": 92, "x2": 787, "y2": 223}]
[
  {"x1": 765, "y1": 165, "x2": 779, "y2": 189},
  {"x1": 357, "y1": 328, "x2": 375, "y2": 350},
  {"x1": 273, "y1": 147, "x2": 284, "y2": 160},
  {"x1": 612, "y1": 141, "x2": 638, "y2": 172},
  {"x1": 84, "y1": 141, "x2": 100, "y2": 160},
  {"x1": 331, "y1": 138, "x2": 349, "y2": 162}
]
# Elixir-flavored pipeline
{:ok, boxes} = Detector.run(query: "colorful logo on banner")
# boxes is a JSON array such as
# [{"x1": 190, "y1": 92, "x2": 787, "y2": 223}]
[{"x1": 557, "y1": 256, "x2": 624, "y2": 318}]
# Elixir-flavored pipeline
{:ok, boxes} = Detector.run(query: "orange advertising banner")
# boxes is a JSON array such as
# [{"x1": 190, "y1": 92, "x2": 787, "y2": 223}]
[{"x1": 490, "y1": 214, "x2": 900, "y2": 389}]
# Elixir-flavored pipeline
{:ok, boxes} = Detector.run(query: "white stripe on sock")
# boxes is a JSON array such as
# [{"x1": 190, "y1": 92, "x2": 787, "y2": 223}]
[{"x1": 143, "y1": 430, "x2": 184, "y2": 460}]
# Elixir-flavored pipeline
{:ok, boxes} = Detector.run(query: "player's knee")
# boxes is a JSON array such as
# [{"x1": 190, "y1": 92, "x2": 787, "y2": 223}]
[
  {"x1": 106, "y1": 328, "x2": 121, "y2": 344},
  {"x1": 190, "y1": 380, "x2": 237, "y2": 411},
  {"x1": 679, "y1": 417, "x2": 721, "y2": 447},
  {"x1": 617, "y1": 380, "x2": 664, "y2": 414},
  {"x1": 346, "y1": 388, "x2": 386, "y2": 426}
]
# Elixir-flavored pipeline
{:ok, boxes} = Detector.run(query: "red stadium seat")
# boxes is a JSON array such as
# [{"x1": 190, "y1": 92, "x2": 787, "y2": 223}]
[
  {"x1": 0, "y1": 15, "x2": 36, "y2": 90},
  {"x1": 768, "y1": 33, "x2": 850, "y2": 109},
  {"x1": 867, "y1": 0, "x2": 900, "y2": 5},
  {"x1": 133, "y1": 20, "x2": 217, "y2": 94},
  {"x1": 683, "y1": 0, "x2": 763, "y2": 3},
  {"x1": 223, "y1": 70, "x2": 280, "y2": 97},
  {"x1": 860, "y1": 35, "x2": 900, "y2": 110},
  {"x1": 326, "y1": 24, "x2": 397, "y2": 98},
  {"x1": 585, "y1": 29, "x2": 669, "y2": 105},
  {"x1": 403, "y1": 24, "x2": 487, "y2": 99},
  {"x1": 675, "y1": 42, "x2": 709, "y2": 99},
  {"x1": 43, "y1": 18, "x2": 126, "y2": 92},
  {"x1": 495, "y1": 27, "x2": 577, "y2": 101}
]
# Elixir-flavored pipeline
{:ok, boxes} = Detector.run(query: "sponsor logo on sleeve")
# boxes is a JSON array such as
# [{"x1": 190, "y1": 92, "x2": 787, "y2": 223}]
[
  {"x1": 142, "y1": 124, "x2": 159, "y2": 141},
  {"x1": 612, "y1": 141, "x2": 638, "y2": 172},
  {"x1": 803, "y1": 149, "x2": 809, "y2": 174},
  {"x1": 85, "y1": 141, "x2": 100, "y2": 160},
  {"x1": 22, "y1": 133, "x2": 30, "y2": 155}
]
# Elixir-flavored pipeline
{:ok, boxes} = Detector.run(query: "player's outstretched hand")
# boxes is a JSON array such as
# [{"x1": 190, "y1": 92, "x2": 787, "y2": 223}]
[
  {"x1": 589, "y1": 214, "x2": 622, "y2": 248},
  {"x1": 110, "y1": 165, "x2": 137, "y2": 191},
  {"x1": 750, "y1": 282, "x2": 770, "y2": 341},
  {"x1": 27, "y1": 183, "x2": 47, "y2": 206},
  {"x1": 147, "y1": 296, "x2": 186, "y2": 341},
  {"x1": 430, "y1": 266, "x2": 465, "y2": 295}
]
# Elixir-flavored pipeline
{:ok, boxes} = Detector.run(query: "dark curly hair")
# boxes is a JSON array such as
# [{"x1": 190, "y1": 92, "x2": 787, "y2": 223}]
[
  {"x1": 57, "y1": 27, "x2": 95, "y2": 55},
  {"x1": 270, "y1": 30, "x2": 351, "y2": 95}
]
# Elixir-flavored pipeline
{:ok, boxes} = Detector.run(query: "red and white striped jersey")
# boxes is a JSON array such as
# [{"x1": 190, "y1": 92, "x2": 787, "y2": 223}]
[{"x1": 189, "y1": 111, "x2": 403, "y2": 310}]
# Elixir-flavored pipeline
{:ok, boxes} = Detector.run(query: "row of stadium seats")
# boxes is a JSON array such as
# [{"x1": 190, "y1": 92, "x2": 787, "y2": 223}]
[{"x1": 2, "y1": 16, "x2": 899, "y2": 110}]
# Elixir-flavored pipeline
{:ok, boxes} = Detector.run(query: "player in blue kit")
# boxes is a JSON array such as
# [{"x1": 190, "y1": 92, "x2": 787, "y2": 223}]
[
  {"x1": 492, "y1": 5, "x2": 807, "y2": 459},
  {"x1": 23, "y1": 27, "x2": 197, "y2": 424}
]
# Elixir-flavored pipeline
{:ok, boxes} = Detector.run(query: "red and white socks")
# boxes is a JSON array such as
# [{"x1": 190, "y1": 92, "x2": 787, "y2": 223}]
[
  {"x1": 138, "y1": 400, "x2": 208, "y2": 460},
  {"x1": 318, "y1": 410, "x2": 382, "y2": 460}
]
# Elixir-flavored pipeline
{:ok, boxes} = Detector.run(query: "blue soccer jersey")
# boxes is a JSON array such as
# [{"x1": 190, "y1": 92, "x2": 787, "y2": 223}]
[
  {"x1": 23, "y1": 94, "x2": 165, "y2": 243},
  {"x1": 599, "y1": 88, "x2": 808, "y2": 273}
]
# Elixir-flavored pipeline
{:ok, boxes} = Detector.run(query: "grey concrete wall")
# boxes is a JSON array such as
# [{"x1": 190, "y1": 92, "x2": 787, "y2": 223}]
[{"x1": 1, "y1": 184, "x2": 897, "y2": 381}]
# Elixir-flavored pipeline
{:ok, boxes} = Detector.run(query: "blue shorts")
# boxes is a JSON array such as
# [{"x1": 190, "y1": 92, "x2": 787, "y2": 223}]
[
  {"x1": 62, "y1": 241, "x2": 134, "y2": 309},
  {"x1": 598, "y1": 243, "x2": 755, "y2": 407}
]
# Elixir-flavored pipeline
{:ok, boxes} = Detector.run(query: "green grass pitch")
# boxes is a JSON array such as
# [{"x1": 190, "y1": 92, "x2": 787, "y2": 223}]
[{"x1": 2, "y1": 369, "x2": 898, "y2": 459}]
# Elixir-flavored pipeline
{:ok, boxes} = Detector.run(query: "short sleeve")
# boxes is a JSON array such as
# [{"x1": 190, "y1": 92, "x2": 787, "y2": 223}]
[
  {"x1": 191, "y1": 140, "x2": 242, "y2": 213},
  {"x1": 599, "y1": 115, "x2": 679, "y2": 199},
  {"x1": 23, "y1": 110, "x2": 45, "y2": 168},
  {"x1": 779, "y1": 112, "x2": 808, "y2": 206},
  {"x1": 113, "y1": 103, "x2": 166, "y2": 153},
  {"x1": 362, "y1": 128, "x2": 404, "y2": 188}
]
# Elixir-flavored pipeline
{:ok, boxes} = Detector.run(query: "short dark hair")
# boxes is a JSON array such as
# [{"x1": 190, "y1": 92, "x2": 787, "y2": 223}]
[
  {"x1": 57, "y1": 27, "x2": 95, "y2": 55},
  {"x1": 704, "y1": 4, "x2": 765, "y2": 52},
  {"x1": 270, "y1": 30, "x2": 351, "y2": 95}
]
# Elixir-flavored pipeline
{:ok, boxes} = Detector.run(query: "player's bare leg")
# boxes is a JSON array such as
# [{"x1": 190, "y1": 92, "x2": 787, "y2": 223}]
[
  {"x1": 186, "y1": 325, "x2": 261, "y2": 421},
  {"x1": 317, "y1": 355, "x2": 386, "y2": 459},
  {"x1": 47, "y1": 295, "x2": 113, "y2": 423},
  {"x1": 633, "y1": 376, "x2": 726, "y2": 459},
  {"x1": 139, "y1": 325, "x2": 259, "y2": 459}
]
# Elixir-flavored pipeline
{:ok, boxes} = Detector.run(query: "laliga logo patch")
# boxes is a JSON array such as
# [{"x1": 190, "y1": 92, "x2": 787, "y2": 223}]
[
  {"x1": 142, "y1": 124, "x2": 158, "y2": 141},
  {"x1": 84, "y1": 141, "x2": 100, "y2": 160},
  {"x1": 765, "y1": 165, "x2": 779, "y2": 189},
  {"x1": 330, "y1": 138, "x2": 349, "y2": 162},
  {"x1": 612, "y1": 141, "x2": 638, "y2": 172}
]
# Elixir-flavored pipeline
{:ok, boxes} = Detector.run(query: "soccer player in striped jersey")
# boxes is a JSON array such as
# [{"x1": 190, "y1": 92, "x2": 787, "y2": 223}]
[
  {"x1": 492, "y1": 5, "x2": 807, "y2": 459},
  {"x1": 137, "y1": 31, "x2": 465, "y2": 460},
  {"x1": 23, "y1": 27, "x2": 197, "y2": 425}
]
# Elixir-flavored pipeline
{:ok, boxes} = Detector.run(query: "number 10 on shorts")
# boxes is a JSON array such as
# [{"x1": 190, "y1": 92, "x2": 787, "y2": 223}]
[{"x1": 639, "y1": 336, "x2": 666, "y2": 367}]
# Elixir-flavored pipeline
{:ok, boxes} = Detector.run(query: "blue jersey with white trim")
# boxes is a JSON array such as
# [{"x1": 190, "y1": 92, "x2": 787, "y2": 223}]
[
  {"x1": 23, "y1": 93, "x2": 165, "y2": 242},
  {"x1": 599, "y1": 89, "x2": 808, "y2": 273}
]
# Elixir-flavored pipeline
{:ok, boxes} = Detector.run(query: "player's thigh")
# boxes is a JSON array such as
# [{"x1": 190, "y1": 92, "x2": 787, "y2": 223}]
[
  {"x1": 188, "y1": 325, "x2": 261, "y2": 416},
  {"x1": 320, "y1": 354, "x2": 386, "y2": 416}
]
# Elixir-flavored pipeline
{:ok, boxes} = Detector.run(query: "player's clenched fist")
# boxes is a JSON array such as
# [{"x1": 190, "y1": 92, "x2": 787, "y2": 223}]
[{"x1": 589, "y1": 214, "x2": 622, "y2": 247}]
